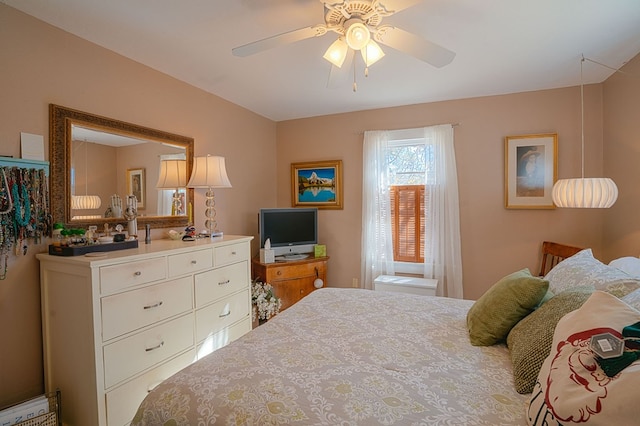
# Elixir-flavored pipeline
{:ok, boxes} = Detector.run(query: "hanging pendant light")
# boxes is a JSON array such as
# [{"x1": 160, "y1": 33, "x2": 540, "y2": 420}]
[
  {"x1": 551, "y1": 55, "x2": 618, "y2": 208},
  {"x1": 71, "y1": 139, "x2": 102, "y2": 210}
]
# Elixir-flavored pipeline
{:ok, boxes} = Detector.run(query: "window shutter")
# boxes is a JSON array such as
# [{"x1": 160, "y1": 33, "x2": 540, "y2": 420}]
[{"x1": 390, "y1": 185, "x2": 425, "y2": 263}]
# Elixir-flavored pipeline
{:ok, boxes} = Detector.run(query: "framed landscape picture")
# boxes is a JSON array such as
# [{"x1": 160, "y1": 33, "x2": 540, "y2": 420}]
[
  {"x1": 291, "y1": 160, "x2": 343, "y2": 209},
  {"x1": 504, "y1": 133, "x2": 557, "y2": 209}
]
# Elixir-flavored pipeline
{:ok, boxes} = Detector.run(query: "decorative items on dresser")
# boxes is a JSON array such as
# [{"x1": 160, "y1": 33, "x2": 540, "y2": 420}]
[
  {"x1": 251, "y1": 255, "x2": 328, "y2": 312},
  {"x1": 37, "y1": 235, "x2": 253, "y2": 426}
]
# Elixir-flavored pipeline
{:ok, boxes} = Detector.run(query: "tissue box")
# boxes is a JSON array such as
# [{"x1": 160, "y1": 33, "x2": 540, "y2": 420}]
[
  {"x1": 314, "y1": 244, "x2": 326, "y2": 257},
  {"x1": 260, "y1": 248, "x2": 275, "y2": 263}
]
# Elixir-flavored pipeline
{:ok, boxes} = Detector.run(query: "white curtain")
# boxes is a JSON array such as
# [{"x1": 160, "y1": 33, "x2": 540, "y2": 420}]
[
  {"x1": 422, "y1": 125, "x2": 463, "y2": 298},
  {"x1": 361, "y1": 130, "x2": 394, "y2": 290},
  {"x1": 360, "y1": 125, "x2": 463, "y2": 298}
]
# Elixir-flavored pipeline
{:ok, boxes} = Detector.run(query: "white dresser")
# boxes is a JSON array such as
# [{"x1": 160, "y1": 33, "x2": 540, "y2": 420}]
[{"x1": 37, "y1": 235, "x2": 253, "y2": 426}]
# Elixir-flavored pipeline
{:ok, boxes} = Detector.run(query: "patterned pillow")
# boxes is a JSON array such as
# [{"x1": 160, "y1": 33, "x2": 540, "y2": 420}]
[
  {"x1": 507, "y1": 287, "x2": 593, "y2": 394},
  {"x1": 526, "y1": 291, "x2": 640, "y2": 425},
  {"x1": 544, "y1": 249, "x2": 640, "y2": 297},
  {"x1": 467, "y1": 268, "x2": 548, "y2": 346}
]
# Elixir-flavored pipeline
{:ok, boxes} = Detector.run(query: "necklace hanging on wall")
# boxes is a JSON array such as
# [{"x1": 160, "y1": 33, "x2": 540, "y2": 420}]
[
  {"x1": 0, "y1": 168, "x2": 13, "y2": 280},
  {"x1": 12, "y1": 169, "x2": 31, "y2": 256}
]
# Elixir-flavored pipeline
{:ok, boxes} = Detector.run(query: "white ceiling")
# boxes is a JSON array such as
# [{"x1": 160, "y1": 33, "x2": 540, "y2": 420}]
[{"x1": 4, "y1": 0, "x2": 640, "y2": 121}]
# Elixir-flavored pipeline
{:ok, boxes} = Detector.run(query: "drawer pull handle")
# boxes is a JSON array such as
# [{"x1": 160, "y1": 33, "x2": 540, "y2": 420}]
[
  {"x1": 231, "y1": 251, "x2": 236, "y2": 255},
  {"x1": 218, "y1": 279, "x2": 230, "y2": 286},
  {"x1": 143, "y1": 301, "x2": 163, "y2": 310},
  {"x1": 145, "y1": 341, "x2": 164, "y2": 352},
  {"x1": 219, "y1": 311, "x2": 231, "y2": 318},
  {"x1": 134, "y1": 271, "x2": 142, "y2": 276},
  {"x1": 191, "y1": 260, "x2": 197, "y2": 264}
]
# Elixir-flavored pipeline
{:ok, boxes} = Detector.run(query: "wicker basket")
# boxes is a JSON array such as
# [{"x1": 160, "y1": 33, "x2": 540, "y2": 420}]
[{"x1": 5, "y1": 390, "x2": 60, "y2": 426}]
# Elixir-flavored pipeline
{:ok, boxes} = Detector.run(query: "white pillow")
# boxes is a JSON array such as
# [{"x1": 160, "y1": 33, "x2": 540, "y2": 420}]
[
  {"x1": 527, "y1": 291, "x2": 640, "y2": 425},
  {"x1": 544, "y1": 249, "x2": 640, "y2": 298},
  {"x1": 622, "y1": 288, "x2": 640, "y2": 311},
  {"x1": 609, "y1": 256, "x2": 640, "y2": 279}
]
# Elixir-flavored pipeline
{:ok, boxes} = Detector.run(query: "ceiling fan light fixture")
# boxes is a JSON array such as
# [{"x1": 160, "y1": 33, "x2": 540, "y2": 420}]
[
  {"x1": 323, "y1": 37, "x2": 349, "y2": 67},
  {"x1": 361, "y1": 40, "x2": 385, "y2": 66},
  {"x1": 345, "y1": 20, "x2": 370, "y2": 51}
]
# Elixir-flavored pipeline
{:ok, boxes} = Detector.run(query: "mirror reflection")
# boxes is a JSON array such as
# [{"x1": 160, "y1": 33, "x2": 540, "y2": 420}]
[
  {"x1": 70, "y1": 125, "x2": 187, "y2": 220},
  {"x1": 49, "y1": 104, "x2": 194, "y2": 230}
]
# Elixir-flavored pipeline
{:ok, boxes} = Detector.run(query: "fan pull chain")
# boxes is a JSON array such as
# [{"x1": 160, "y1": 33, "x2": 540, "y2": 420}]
[{"x1": 353, "y1": 55, "x2": 358, "y2": 92}]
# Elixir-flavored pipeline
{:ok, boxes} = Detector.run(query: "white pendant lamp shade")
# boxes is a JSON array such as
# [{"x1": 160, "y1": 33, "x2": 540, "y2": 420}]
[
  {"x1": 187, "y1": 155, "x2": 232, "y2": 189},
  {"x1": 71, "y1": 195, "x2": 102, "y2": 210},
  {"x1": 552, "y1": 178, "x2": 618, "y2": 208},
  {"x1": 156, "y1": 159, "x2": 187, "y2": 189},
  {"x1": 552, "y1": 55, "x2": 618, "y2": 209}
]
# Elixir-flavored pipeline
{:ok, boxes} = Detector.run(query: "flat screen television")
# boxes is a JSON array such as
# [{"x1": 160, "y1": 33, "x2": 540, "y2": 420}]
[{"x1": 259, "y1": 207, "x2": 318, "y2": 257}]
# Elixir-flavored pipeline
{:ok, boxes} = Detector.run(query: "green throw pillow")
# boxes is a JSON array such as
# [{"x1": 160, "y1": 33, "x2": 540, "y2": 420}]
[
  {"x1": 467, "y1": 268, "x2": 548, "y2": 346},
  {"x1": 506, "y1": 287, "x2": 593, "y2": 394}
]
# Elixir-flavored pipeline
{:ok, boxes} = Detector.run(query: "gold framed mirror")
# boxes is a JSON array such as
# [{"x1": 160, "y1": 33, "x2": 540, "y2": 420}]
[{"x1": 50, "y1": 104, "x2": 194, "y2": 230}]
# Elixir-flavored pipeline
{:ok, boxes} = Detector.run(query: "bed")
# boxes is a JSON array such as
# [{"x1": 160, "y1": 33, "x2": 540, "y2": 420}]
[{"x1": 131, "y1": 244, "x2": 640, "y2": 426}]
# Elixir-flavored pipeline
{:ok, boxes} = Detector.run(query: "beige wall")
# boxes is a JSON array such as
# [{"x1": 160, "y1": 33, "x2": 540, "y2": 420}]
[
  {"x1": 0, "y1": 4, "x2": 276, "y2": 408},
  {"x1": 2, "y1": 1, "x2": 639, "y2": 411},
  {"x1": 603, "y1": 54, "x2": 640, "y2": 259},
  {"x1": 276, "y1": 85, "x2": 610, "y2": 299}
]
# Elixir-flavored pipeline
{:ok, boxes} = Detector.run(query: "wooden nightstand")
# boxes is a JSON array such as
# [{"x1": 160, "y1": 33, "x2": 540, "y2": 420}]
[{"x1": 252, "y1": 255, "x2": 329, "y2": 311}]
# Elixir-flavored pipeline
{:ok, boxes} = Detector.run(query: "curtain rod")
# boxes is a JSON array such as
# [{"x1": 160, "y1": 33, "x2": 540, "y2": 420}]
[{"x1": 356, "y1": 122, "x2": 461, "y2": 135}]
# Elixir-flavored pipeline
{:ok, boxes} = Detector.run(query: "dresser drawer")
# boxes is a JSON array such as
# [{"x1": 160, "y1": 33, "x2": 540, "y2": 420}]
[
  {"x1": 101, "y1": 277, "x2": 193, "y2": 341},
  {"x1": 195, "y1": 290, "x2": 249, "y2": 344},
  {"x1": 194, "y1": 261, "x2": 248, "y2": 308},
  {"x1": 103, "y1": 313, "x2": 194, "y2": 389},
  {"x1": 100, "y1": 257, "x2": 167, "y2": 294},
  {"x1": 105, "y1": 349, "x2": 194, "y2": 426},
  {"x1": 196, "y1": 317, "x2": 251, "y2": 360},
  {"x1": 214, "y1": 241, "x2": 249, "y2": 267},
  {"x1": 269, "y1": 261, "x2": 323, "y2": 281},
  {"x1": 168, "y1": 248, "x2": 213, "y2": 278}
]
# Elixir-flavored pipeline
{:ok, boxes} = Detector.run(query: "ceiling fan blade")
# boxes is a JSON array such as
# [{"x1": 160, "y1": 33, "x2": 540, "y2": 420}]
[
  {"x1": 374, "y1": 26, "x2": 455, "y2": 68},
  {"x1": 378, "y1": 0, "x2": 425, "y2": 14},
  {"x1": 327, "y1": 49, "x2": 354, "y2": 89},
  {"x1": 232, "y1": 25, "x2": 327, "y2": 57}
]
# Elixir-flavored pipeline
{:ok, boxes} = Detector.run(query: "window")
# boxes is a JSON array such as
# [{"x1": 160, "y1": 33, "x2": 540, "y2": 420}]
[{"x1": 387, "y1": 131, "x2": 431, "y2": 267}]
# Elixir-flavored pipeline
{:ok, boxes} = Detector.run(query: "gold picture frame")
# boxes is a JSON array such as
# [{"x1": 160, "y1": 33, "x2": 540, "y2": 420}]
[
  {"x1": 291, "y1": 160, "x2": 343, "y2": 209},
  {"x1": 505, "y1": 133, "x2": 557, "y2": 209},
  {"x1": 127, "y1": 168, "x2": 146, "y2": 209}
]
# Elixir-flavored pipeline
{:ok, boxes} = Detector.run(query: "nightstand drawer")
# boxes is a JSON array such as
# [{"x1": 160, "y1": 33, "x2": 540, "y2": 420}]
[
  {"x1": 270, "y1": 262, "x2": 322, "y2": 280},
  {"x1": 195, "y1": 290, "x2": 249, "y2": 343},
  {"x1": 100, "y1": 257, "x2": 167, "y2": 294},
  {"x1": 168, "y1": 248, "x2": 213, "y2": 277},
  {"x1": 101, "y1": 276, "x2": 193, "y2": 341},
  {"x1": 195, "y1": 261, "x2": 248, "y2": 308},
  {"x1": 103, "y1": 313, "x2": 194, "y2": 389},
  {"x1": 214, "y1": 241, "x2": 249, "y2": 267}
]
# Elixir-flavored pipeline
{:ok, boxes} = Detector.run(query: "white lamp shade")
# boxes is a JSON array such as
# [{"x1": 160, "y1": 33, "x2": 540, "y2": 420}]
[
  {"x1": 187, "y1": 155, "x2": 232, "y2": 189},
  {"x1": 156, "y1": 159, "x2": 187, "y2": 189},
  {"x1": 71, "y1": 195, "x2": 102, "y2": 210},
  {"x1": 361, "y1": 40, "x2": 385, "y2": 66},
  {"x1": 345, "y1": 21, "x2": 370, "y2": 50},
  {"x1": 323, "y1": 38, "x2": 349, "y2": 68},
  {"x1": 552, "y1": 178, "x2": 618, "y2": 208}
]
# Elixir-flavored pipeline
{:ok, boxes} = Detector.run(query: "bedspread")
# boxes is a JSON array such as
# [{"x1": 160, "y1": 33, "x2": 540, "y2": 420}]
[{"x1": 131, "y1": 288, "x2": 528, "y2": 425}]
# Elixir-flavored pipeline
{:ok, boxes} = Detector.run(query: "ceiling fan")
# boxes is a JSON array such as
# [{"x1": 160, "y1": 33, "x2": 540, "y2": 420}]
[{"x1": 232, "y1": 0, "x2": 455, "y2": 85}]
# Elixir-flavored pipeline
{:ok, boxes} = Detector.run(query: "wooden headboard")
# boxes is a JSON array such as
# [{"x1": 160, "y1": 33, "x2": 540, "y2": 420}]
[{"x1": 539, "y1": 241, "x2": 583, "y2": 277}]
